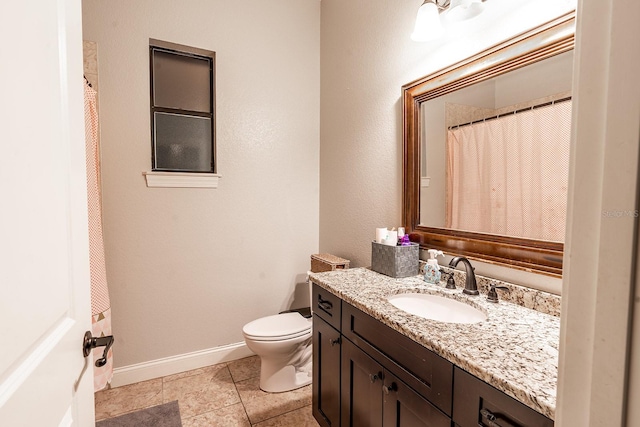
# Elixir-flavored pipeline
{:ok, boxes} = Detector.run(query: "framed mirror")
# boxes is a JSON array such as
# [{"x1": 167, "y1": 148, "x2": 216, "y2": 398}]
[{"x1": 402, "y1": 12, "x2": 575, "y2": 276}]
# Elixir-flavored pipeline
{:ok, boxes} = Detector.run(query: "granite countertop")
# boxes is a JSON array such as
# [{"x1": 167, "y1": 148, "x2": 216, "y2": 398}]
[{"x1": 309, "y1": 267, "x2": 560, "y2": 420}]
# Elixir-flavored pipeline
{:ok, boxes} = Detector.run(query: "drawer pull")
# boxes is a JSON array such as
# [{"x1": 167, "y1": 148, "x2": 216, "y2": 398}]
[
  {"x1": 480, "y1": 408, "x2": 518, "y2": 427},
  {"x1": 330, "y1": 337, "x2": 341, "y2": 346},
  {"x1": 317, "y1": 297, "x2": 333, "y2": 311},
  {"x1": 382, "y1": 382, "x2": 397, "y2": 394}
]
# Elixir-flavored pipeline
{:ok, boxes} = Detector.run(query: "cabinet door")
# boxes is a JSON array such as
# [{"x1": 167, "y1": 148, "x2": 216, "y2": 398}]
[
  {"x1": 383, "y1": 371, "x2": 451, "y2": 427},
  {"x1": 313, "y1": 315, "x2": 342, "y2": 427},
  {"x1": 342, "y1": 303, "x2": 453, "y2": 415},
  {"x1": 341, "y1": 339, "x2": 384, "y2": 427}
]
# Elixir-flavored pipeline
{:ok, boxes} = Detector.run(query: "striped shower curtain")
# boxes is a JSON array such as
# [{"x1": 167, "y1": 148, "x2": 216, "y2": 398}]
[{"x1": 84, "y1": 79, "x2": 113, "y2": 391}]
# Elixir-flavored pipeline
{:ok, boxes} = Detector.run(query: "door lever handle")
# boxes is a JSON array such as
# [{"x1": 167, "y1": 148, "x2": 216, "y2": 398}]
[{"x1": 83, "y1": 331, "x2": 114, "y2": 367}]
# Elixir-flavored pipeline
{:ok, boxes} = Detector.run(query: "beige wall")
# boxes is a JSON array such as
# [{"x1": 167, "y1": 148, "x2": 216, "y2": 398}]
[
  {"x1": 319, "y1": 0, "x2": 575, "y2": 293},
  {"x1": 82, "y1": 0, "x2": 320, "y2": 367}
]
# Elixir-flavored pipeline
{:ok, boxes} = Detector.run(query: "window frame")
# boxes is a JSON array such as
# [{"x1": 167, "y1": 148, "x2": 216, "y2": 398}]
[{"x1": 149, "y1": 39, "x2": 216, "y2": 174}]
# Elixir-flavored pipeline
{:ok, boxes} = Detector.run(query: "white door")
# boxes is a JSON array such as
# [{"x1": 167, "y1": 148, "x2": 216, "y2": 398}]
[{"x1": 0, "y1": 0, "x2": 95, "y2": 426}]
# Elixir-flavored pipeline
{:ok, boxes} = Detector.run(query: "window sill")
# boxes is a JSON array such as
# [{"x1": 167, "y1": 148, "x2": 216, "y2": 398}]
[{"x1": 143, "y1": 171, "x2": 221, "y2": 188}]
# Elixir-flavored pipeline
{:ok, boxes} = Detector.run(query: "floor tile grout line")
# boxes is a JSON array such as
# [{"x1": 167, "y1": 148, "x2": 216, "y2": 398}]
[
  {"x1": 176, "y1": 366, "x2": 257, "y2": 424},
  {"x1": 232, "y1": 372, "x2": 254, "y2": 425},
  {"x1": 250, "y1": 404, "x2": 314, "y2": 426},
  {"x1": 228, "y1": 363, "x2": 255, "y2": 425}
]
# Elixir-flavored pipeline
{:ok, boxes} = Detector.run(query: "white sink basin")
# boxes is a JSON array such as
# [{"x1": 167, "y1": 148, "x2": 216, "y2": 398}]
[{"x1": 387, "y1": 293, "x2": 486, "y2": 324}]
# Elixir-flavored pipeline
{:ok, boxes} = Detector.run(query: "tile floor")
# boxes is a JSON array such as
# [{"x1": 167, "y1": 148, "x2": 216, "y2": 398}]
[{"x1": 94, "y1": 356, "x2": 320, "y2": 426}]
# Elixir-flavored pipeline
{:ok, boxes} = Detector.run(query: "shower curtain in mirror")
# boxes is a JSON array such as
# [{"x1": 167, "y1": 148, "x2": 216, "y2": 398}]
[
  {"x1": 445, "y1": 100, "x2": 571, "y2": 242},
  {"x1": 84, "y1": 79, "x2": 113, "y2": 391}
]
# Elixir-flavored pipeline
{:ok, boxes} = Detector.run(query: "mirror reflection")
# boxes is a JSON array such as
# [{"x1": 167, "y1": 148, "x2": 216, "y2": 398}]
[{"x1": 419, "y1": 51, "x2": 573, "y2": 243}]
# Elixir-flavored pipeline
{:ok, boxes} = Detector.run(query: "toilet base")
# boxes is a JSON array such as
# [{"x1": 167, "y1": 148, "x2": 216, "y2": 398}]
[
  {"x1": 258, "y1": 342, "x2": 312, "y2": 393},
  {"x1": 259, "y1": 363, "x2": 312, "y2": 393}
]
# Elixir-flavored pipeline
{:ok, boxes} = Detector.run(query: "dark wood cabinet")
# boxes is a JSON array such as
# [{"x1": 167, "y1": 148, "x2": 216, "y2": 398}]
[
  {"x1": 341, "y1": 339, "x2": 384, "y2": 427},
  {"x1": 341, "y1": 303, "x2": 453, "y2": 416},
  {"x1": 453, "y1": 368, "x2": 553, "y2": 427},
  {"x1": 311, "y1": 283, "x2": 553, "y2": 427},
  {"x1": 313, "y1": 315, "x2": 342, "y2": 427},
  {"x1": 340, "y1": 339, "x2": 450, "y2": 427},
  {"x1": 312, "y1": 280, "x2": 343, "y2": 427},
  {"x1": 313, "y1": 282, "x2": 342, "y2": 330},
  {"x1": 383, "y1": 370, "x2": 451, "y2": 427}
]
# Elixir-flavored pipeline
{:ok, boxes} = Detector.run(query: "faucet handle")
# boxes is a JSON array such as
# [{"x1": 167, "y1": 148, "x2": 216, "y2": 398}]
[
  {"x1": 487, "y1": 284, "x2": 509, "y2": 303},
  {"x1": 438, "y1": 269, "x2": 457, "y2": 289}
]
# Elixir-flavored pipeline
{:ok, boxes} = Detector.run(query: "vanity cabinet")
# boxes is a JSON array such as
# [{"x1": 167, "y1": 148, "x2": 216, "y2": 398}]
[
  {"x1": 312, "y1": 282, "x2": 451, "y2": 427},
  {"x1": 452, "y1": 368, "x2": 553, "y2": 427},
  {"x1": 311, "y1": 282, "x2": 554, "y2": 427}
]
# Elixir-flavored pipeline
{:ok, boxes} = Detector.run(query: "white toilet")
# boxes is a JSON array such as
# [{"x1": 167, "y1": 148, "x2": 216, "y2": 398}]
[{"x1": 242, "y1": 301, "x2": 313, "y2": 393}]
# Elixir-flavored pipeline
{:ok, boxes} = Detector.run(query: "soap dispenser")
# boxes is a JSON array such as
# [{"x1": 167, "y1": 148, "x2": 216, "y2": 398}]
[{"x1": 424, "y1": 249, "x2": 444, "y2": 284}]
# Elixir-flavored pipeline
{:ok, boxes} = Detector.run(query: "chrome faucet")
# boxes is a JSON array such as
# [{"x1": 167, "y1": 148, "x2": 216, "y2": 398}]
[{"x1": 448, "y1": 256, "x2": 479, "y2": 295}]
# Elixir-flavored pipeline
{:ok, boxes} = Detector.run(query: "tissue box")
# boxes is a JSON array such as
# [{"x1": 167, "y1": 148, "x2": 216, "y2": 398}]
[
  {"x1": 371, "y1": 241, "x2": 419, "y2": 278},
  {"x1": 311, "y1": 253, "x2": 350, "y2": 273}
]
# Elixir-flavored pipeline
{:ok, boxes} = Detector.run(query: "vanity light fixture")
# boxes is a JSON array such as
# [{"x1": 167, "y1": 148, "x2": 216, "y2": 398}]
[{"x1": 411, "y1": 0, "x2": 487, "y2": 42}]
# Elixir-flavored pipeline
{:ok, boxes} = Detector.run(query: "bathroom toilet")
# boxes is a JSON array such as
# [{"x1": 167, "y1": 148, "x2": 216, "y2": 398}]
[{"x1": 242, "y1": 310, "x2": 312, "y2": 393}]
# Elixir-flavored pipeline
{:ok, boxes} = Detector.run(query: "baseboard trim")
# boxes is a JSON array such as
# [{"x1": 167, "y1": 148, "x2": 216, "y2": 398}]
[{"x1": 109, "y1": 342, "x2": 254, "y2": 388}]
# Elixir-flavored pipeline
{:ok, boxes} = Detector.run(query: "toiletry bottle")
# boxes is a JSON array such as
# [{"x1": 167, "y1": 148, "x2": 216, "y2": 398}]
[{"x1": 424, "y1": 249, "x2": 444, "y2": 284}]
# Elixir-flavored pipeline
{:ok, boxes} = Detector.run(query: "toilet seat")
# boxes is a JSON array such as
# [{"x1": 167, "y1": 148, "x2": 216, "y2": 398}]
[{"x1": 243, "y1": 312, "x2": 311, "y2": 342}]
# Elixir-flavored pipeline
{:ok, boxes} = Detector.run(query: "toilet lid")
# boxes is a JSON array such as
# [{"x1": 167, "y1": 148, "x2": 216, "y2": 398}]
[{"x1": 243, "y1": 312, "x2": 311, "y2": 340}]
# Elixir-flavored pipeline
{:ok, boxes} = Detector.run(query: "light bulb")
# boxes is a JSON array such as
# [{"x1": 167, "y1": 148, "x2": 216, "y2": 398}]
[
  {"x1": 446, "y1": 0, "x2": 485, "y2": 22},
  {"x1": 411, "y1": 1, "x2": 445, "y2": 42}
]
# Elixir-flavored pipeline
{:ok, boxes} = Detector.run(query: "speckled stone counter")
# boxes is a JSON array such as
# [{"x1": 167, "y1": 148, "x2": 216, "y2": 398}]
[{"x1": 309, "y1": 267, "x2": 560, "y2": 420}]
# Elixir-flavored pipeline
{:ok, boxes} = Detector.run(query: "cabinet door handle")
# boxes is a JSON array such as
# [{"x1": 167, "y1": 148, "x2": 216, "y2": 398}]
[
  {"x1": 479, "y1": 408, "x2": 518, "y2": 427},
  {"x1": 317, "y1": 297, "x2": 333, "y2": 311},
  {"x1": 382, "y1": 382, "x2": 397, "y2": 394},
  {"x1": 330, "y1": 337, "x2": 341, "y2": 346},
  {"x1": 369, "y1": 373, "x2": 379, "y2": 383}
]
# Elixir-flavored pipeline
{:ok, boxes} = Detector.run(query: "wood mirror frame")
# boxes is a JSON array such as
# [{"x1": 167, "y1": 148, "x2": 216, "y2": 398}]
[{"x1": 402, "y1": 12, "x2": 575, "y2": 277}]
